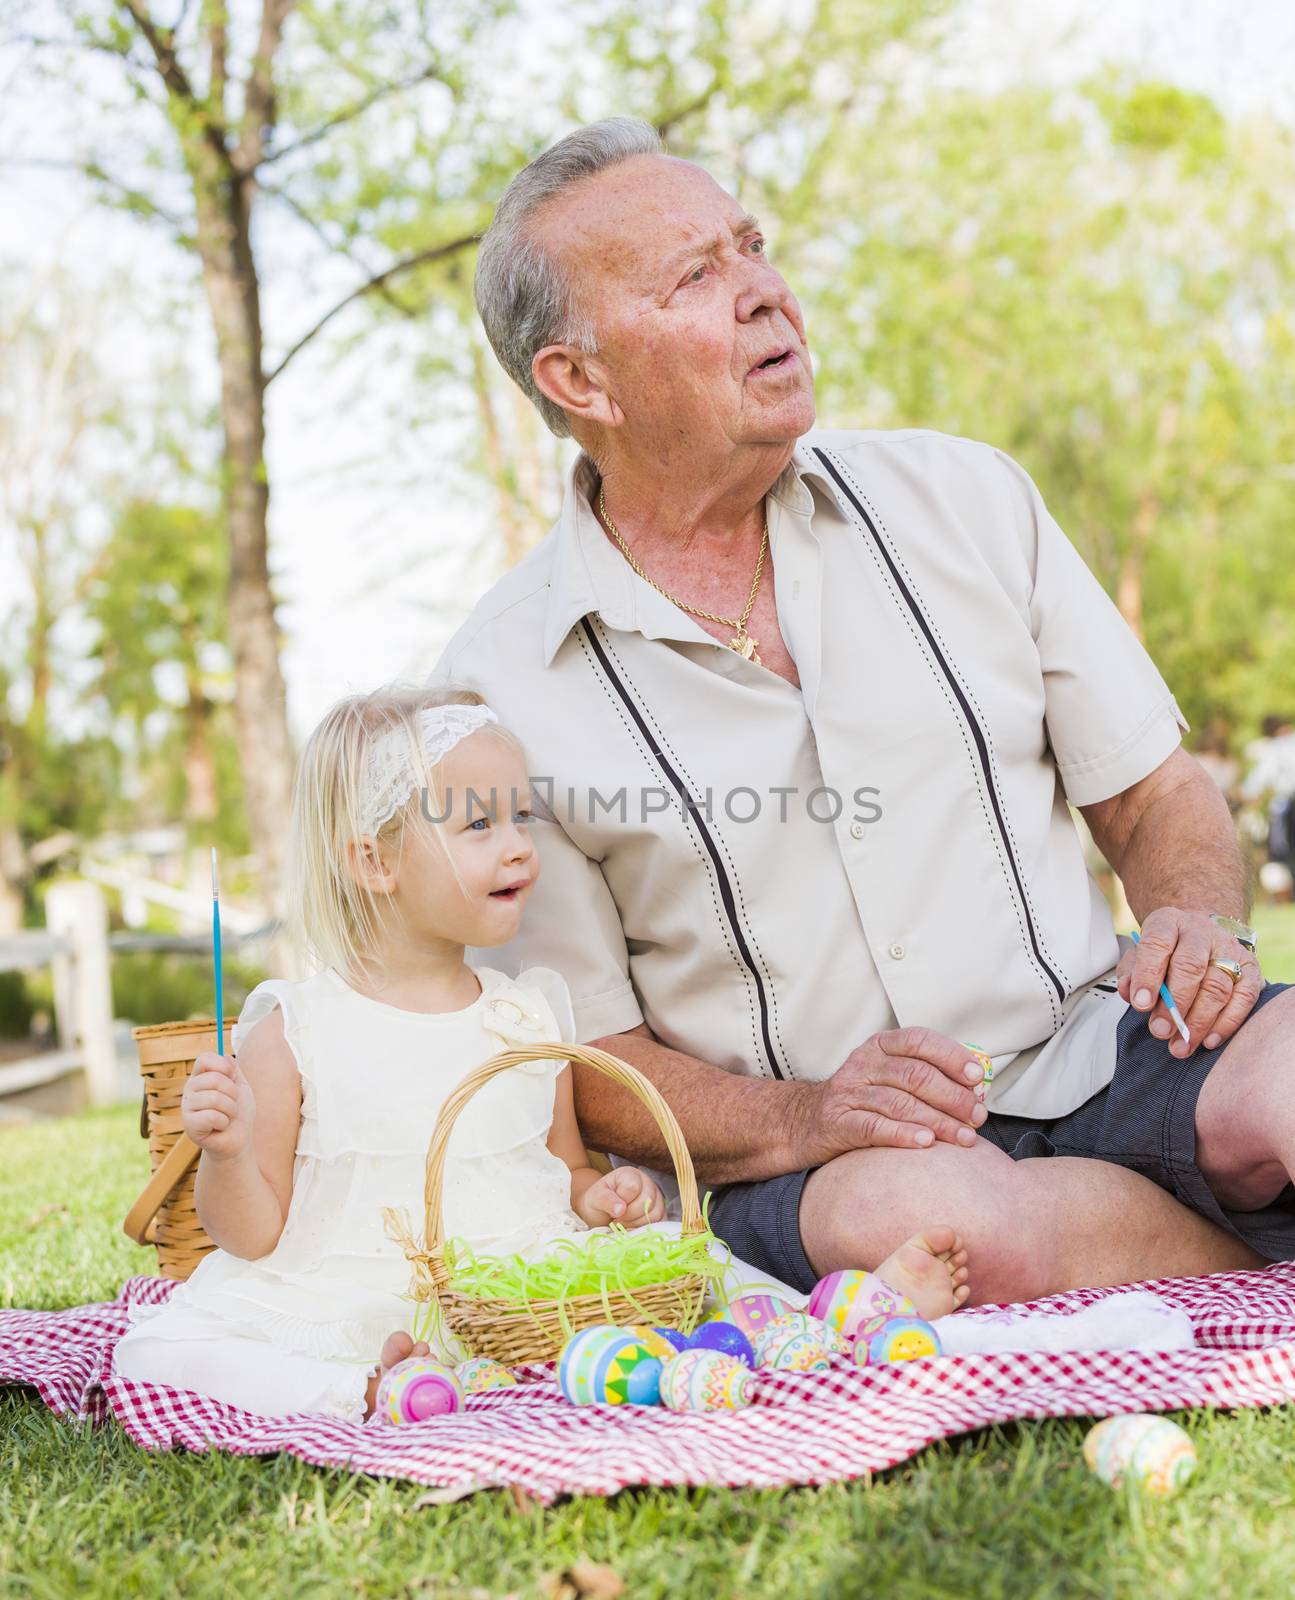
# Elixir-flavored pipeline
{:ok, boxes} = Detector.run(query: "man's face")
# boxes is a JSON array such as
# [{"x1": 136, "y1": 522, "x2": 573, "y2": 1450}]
[{"x1": 537, "y1": 154, "x2": 815, "y2": 457}]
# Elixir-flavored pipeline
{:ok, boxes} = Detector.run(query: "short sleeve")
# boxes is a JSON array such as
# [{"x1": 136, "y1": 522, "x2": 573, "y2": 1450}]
[
  {"x1": 996, "y1": 450, "x2": 1190, "y2": 807},
  {"x1": 468, "y1": 815, "x2": 644, "y2": 1043},
  {"x1": 515, "y1": 966, "x2": 577, "y2": 1044},
  {"x1": 231, "y1": 979, "x2": 288, "y2": 1058}
]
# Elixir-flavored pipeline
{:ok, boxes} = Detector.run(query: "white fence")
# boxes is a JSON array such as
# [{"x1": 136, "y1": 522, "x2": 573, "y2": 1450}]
[{"x1": 0, "y1": 880, "x2": 275, "y2": 1112}]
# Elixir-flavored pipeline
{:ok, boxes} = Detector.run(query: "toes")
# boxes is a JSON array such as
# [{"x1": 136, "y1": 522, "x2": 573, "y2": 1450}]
[
  {"x1": 916, "y1": 1225, "x2": 958, "y2": 1259},
  {"x1": 952, "y1": 1285, "x2": 970, "y2": 1307},
  {"x1": 951, "y1": 1266, "x2": 969, "y2": 1288},
  {"x1": 412, "y1": 1341, "x2": 430, "y2": 1357},
  {"x1": 949, "y1": 1248, "x2": 969, "y2": 1271},
  {"x1": 379, "y1": 1330, "x2": 415, "y2": 1371}
]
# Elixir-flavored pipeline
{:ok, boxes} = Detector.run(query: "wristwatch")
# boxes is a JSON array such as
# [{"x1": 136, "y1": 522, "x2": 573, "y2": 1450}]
[{"x1": 1209, "y1": 913, "x2": 1258, "y2": 955}]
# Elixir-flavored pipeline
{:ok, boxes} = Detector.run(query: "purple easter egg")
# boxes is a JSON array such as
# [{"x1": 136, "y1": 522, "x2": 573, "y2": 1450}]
[
  {"x1": 654, "y1": 1326, "x2": 692, "y2": 1353},
  {"x1": 688, "y1": 1320, "x2": 755, "y2": 1367}
]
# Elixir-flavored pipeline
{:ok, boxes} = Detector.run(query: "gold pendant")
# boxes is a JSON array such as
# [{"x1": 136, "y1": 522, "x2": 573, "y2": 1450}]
[{"x1": 730, "y1": 631, "x2": 760, "y2": 664}]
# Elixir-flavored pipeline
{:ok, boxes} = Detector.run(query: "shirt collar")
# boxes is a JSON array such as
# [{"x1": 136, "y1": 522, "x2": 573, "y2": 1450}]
[{"x1": 541, "y1": 444, "x2": 825, "y2": 668}]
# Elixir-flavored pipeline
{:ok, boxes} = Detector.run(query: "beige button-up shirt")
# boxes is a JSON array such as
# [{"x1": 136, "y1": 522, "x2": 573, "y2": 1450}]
[{"x1": 437, "y1": 428, "x2": 1189, "y2": 1121}]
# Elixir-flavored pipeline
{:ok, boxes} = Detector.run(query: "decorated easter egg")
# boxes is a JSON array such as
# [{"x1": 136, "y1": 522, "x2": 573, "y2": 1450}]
[
  {"x1": 807, "y1": 1270, "x2": 917, "y2": 1341},
  {"x1": 961, "y1": 1041, "x2": 994, "y2": 1085},
  {"x1": 751, "y1": 1312, "x2": 836, "y2": 1373},
  {"x1": 455, "y1": 1357, "x2": 518, "y2": 1395},
  {"x1": 626, "y1": 1325, "x2": 686, "y2": 1363},
  {"x1": 659, "y1": 1348, "x2": 756, "y2": 1413},
  {"x1": 1083, "y1": 1415, "x2": 1196, "y2": 1497},
  {"x1": 558, "y1": 1325, "x2": 663, "y2": 1407},
  {"x1": 858, "y1": 1315, "x2": 943, "y2": 1366},
  {"x1": 716, "y1": 1293, "x2": 796, "y2": 1342},
  {"x1": 688, "y1": 1320, "x2": 755, "y2": 1367},
  {"x1": 375, "y1": 1357, "x2": 464, "y2": 1423},
  {"x1": 654, "y1": 1326, "x2": 692, "y2": 1353}
]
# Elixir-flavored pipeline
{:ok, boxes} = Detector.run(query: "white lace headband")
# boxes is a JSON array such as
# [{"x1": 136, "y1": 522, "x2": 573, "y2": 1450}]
[{"x1": 359, "y1": 704, "x2": 499, "y2": 835}]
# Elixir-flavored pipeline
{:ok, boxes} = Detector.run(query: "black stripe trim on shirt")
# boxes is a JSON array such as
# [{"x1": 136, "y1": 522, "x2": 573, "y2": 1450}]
[
  {"x1": 578, "y1": 617, "x2": 787, "y2": 1079},
  {"x1": 812, "y1": 446, "x2": 1068, "y2": 1006}
]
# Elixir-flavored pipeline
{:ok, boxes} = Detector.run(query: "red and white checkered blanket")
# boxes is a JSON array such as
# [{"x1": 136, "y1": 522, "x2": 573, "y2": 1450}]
[{"x1": 5, "y1": 1268, "x2": 1295, "y2": 1502}]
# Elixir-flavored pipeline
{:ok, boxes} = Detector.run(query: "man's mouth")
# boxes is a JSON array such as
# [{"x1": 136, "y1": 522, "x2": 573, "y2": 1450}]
[{"x1": 749, "y1": 349, "x2": 793, "y2": 376}]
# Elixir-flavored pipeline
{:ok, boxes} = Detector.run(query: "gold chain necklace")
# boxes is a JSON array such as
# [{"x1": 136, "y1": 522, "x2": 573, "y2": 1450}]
[{"x1": 596, "y1": 483, "x2": 768, "y2": 664}]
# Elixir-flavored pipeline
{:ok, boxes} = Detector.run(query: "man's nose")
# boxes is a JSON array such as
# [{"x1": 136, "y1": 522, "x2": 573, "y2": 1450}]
[{"x1": 735, "y1": 258, "x2": 792, "y2": 322}]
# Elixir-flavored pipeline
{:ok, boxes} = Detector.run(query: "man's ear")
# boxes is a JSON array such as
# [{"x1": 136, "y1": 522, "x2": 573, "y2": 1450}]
[
  {"x1": 346, "y1": 836, "x2": 396, "y2": 897},
  {"x1": 532, "y1": 345, "x2": 623, "y2": 432}
]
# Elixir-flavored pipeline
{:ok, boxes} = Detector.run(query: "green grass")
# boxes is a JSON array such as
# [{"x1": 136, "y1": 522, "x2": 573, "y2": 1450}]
[{"x1": 4, "y1": 910, "x2": 1295, "y2": 1598}]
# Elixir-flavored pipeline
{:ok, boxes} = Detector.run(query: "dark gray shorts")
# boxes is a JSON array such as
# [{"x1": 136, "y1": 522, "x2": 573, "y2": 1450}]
[
  {"x1": 982, "y1": 979, "x2": 1295, "y2": 1260},
  {"x1": 708, "y1": 980, "x2": 1295, "y2": 1292}
]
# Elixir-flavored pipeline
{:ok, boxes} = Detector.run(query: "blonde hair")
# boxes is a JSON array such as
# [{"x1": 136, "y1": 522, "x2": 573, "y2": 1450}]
[{"x1": 285, "y1": 682, "x2": 525, "y2": 980}]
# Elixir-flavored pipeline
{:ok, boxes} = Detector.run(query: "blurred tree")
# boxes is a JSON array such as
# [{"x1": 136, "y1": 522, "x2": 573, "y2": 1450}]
[
  {"x1": 83, "y1": 500, "x2": 243, "y2": 837},
  {"x1": 0, "y1": 275, "x2": 122, "y2": 931},
  {"x1": 739, "y1": 72, "x2": 1295, "y2": 744},
  {"x1": 18, "y1": 0, "x2": 520, "y2": 908}
]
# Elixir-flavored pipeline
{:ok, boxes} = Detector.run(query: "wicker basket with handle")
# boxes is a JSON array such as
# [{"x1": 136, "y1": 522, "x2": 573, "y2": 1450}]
[
  {"x1": 387, "y1": 1041, "x2": 709, "y2": 1365},
  {"x1": 122, "y1": 1018, "x2": 231, "y2": 1280}
]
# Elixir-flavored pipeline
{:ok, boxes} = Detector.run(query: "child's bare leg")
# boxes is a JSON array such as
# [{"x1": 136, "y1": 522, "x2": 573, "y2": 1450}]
[
  {"x1": 363, "y1": 1331, "x2": 430, "y2": 1418},
  {"x1": 801, "y1": 1139, "x2": 1261, "y2": 1308},
  {"x1": 872, "y1": 1227, "x2": 970, "y2": 1319}
]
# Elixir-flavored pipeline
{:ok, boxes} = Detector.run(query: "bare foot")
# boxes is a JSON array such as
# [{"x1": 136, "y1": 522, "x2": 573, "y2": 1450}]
[
  {"x1": 874, "y1": 1226, "x2": 971, "y2": 1320},
  {"x1": 363, "y1": 1330, "x2": 431, "y2": 1418}
]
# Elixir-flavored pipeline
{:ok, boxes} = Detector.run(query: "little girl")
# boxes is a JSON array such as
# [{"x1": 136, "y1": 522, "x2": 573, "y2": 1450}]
[{"x1": 112, "y1": 685, "x2": 969, "y2": 1420}]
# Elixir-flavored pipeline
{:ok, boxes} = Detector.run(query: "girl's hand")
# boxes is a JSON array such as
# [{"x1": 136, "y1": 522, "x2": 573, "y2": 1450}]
[
  {"x1": 576, "y1": 1165, "x2": 667, "y2": 1229},
  {"x1": 182, "y1": 1050, "x2": 256, "y2": 1162}
]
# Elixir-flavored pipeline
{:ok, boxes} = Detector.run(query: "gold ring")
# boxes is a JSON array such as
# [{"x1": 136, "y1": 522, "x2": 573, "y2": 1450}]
[{"x1": 1210, "y1": 957, "x2": 1243, "y2": 985}]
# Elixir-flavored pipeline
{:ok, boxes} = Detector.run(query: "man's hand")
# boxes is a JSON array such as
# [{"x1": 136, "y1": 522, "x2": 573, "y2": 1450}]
[
  {"x1": 182, "y1": 1050, "x2": 256, "y2": 1161},
  {"x1": 1118, "y1": 905, "x2": 1263, "y2": 1056},
  {"x1": 575, "y1": 1165, "x2": 667, "y2": 1229},
  {"x1": 793, "y1": 1026, "x2": 989, "y2": 1165}
]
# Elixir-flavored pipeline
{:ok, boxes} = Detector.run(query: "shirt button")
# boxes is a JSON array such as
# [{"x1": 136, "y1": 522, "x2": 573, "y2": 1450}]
[
  {"x1": 888, "y1": 942, "x2": 906, "y2": 960},
  {"x1": 849, "y1": 820, "x2": 866, "y2": 840}
]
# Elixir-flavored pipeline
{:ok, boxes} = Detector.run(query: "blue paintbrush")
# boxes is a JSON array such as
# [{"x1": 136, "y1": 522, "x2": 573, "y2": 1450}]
[
  {"x1": 211, "y1": 848, "x2": 224, "y2": 1055},
  {"x1": 1128, "y1": 929, "x2": 1190, "y2": 1045}
]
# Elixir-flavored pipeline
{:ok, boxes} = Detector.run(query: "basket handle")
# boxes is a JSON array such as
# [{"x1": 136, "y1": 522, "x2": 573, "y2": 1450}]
[
  {"x1": 122, "y1": 1133, "x2": 201, "y2": 1246},
  {"x1": 422, "y1": 1042, "x2": 703, "y2": 1257}
]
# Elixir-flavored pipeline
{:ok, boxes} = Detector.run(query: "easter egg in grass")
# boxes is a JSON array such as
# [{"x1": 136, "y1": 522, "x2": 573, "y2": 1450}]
[
  {"x1": 1083, "y1": 1415, "x2": 1196, "y2": 1497},
  {"x1": 807, "y1": 1269, "x2": 916, "y2": 1340},
  {"x1": 716, "y1": 1293, "x2": 796, "y2": 1343},
  {"x1": 455, "y1": 1356, "x2": 518, "y2": 1395},
  {"x1": 751, "y1": 1312, "x2": 836, "y2": 1373},
  {"x1": 857, "y1": 1315, "x2": 943, "y2": 1366},
  {"x1": 659, "y1": 1348, "x2": 756, "y2": 1413},
  {"x1": 558, "y1": 1326, "x2": 663, "y2": 1407},
  {"x1": 375, "y1": 1357, "x2": 463, "y2": 1423}
]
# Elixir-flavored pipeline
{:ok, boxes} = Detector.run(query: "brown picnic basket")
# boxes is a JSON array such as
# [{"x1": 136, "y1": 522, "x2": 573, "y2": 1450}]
[
  {"x1": 122, "y1": 1017, "x2": 232, "y2": 1279},
  {"x1": 385, "y1": 1040, "x2": 710, "y2": 1365}
]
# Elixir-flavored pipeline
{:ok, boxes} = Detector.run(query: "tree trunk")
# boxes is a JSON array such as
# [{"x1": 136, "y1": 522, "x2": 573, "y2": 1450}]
[
  {"x1": 509, "y1": 380, "x2": 551, "y2": 536},
  {"x1": 188, "y1": 147, "x2": 294, "y2": 911},
  {"x1": 469, "y1": 336, "x2": 526, "y2": 571},
  {"x1": 0, "y1": 819, "x2": 25, "y2": 938},
  {"x1": 182, "y1": 679, "x2": 219, "y2": 823}
]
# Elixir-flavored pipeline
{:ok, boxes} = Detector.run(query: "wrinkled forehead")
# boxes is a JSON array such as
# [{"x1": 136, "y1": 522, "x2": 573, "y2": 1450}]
[{"x1": 535, "y1": 153, "x2": 751, "y2": 295}]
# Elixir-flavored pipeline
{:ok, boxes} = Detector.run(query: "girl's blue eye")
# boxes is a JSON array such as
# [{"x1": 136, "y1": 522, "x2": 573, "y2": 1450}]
[
  {"x1": 514, "y1": 812, "x2": 531, "y2": 825},
  {"x1": 469, "y1": 817, "x2": 490, "y2": 831}
]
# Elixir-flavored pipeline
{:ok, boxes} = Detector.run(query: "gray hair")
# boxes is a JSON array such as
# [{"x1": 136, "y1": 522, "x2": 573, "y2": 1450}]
[{"x1": 474, "y1": 117, "x2": 664, "y2": 438}]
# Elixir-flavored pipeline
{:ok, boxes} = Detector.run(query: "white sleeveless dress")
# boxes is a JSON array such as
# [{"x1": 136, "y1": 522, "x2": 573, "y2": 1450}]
[{"x1": 112, "y1": 963, "x2": 590, "y2": 1421}]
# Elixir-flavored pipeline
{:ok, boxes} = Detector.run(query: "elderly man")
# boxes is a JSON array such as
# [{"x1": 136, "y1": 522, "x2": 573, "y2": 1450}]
[{"x1": 437, "y1": 117, "x2": 1294, "y2": 1303}]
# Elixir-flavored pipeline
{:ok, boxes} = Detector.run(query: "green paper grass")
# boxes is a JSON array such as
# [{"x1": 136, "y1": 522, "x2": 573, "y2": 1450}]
[{"x1": 435, "y1": 1206, "x2": 727, "y2": 1342}]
